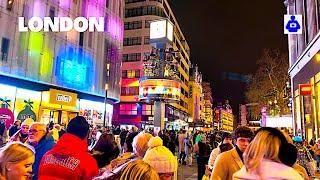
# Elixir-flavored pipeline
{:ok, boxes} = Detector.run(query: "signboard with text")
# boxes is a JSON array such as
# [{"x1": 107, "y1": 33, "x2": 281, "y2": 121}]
[
  {"x1": 299, "y1": 84, "x2": 312, "y2": 96},
  {"x1": 49, "y1": 89, "x2": 78, "y2": 106}
]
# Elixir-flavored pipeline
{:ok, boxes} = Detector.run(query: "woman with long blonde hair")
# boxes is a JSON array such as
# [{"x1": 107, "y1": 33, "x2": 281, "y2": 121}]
[
  {"x1": 233, "y1": 127, "x2": 303, "y2": 180},
  {"x1": 0, "y1": 142, "x2": 35, "y2": 180},
  {"x1": 120, "y1": 160, "x2": 160, "y2": 180}
]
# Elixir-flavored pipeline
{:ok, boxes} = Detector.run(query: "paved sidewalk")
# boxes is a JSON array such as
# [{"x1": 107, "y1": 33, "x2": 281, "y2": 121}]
[{"x1": 178, "y1": 161, "x2": 198, "y2": 180}]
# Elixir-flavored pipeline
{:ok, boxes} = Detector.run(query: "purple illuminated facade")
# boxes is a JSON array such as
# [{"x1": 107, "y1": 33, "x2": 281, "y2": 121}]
[{"x1": 0, "y1": 0, "x2": 125, "y2": 125}]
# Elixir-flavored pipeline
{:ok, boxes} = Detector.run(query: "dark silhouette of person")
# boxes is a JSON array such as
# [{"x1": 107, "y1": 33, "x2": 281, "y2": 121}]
[{"x1": 286, "y1": 15, "x2": 301, "y2": 32}]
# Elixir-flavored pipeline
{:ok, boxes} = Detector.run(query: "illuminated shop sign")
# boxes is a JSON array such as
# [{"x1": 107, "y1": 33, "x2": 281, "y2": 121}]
[
  {"x1": 49, "y1": 89, "x2": 77, "y2": 106},
  {"x1": 299, "y1": 84, "x2": 312, "y2": 96},
  {"x1": 56, "y1": 94, "x2": 72, "y2": 103},
  {"x1": 139, "y1": 79, "x2": 181, "y2": 102}
]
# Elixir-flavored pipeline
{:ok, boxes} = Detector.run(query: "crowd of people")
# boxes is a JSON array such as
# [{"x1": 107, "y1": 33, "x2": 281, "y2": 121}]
[{"x1": 0, "y1": 116, "x2": 319, "y2": 180}]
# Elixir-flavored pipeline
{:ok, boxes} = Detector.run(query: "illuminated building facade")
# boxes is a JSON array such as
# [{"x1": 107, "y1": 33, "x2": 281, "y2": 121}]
[
  {"x1": 201, "y1": 82, "x2": 213, "y2": 124},
  {"x1": 113, "y1": 0, "x2": 191, "y2": 129},
  {"x1": 0, "y1": 0, "x2": 124, "y2": 125},
  {"x1": 189, "y1": 65, "x2": 203, "y2": 123},
  {"x1": 285, "y1": 0, "x2": 320, "y2": 141}
]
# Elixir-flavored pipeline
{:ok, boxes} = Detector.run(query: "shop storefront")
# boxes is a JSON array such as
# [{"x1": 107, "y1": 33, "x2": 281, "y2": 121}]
[
  {"x1": 0, "y1": 83, "x2": 113, "y2": 126},
  {"x1": 293, "y1": 72, "x2": 320, "y2": 141},
  {"x1": 39, "y1": 89, "x2": 78, "y2": 125}
]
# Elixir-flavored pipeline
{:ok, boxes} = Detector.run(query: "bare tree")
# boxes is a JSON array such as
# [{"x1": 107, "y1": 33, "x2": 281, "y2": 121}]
[{"x1": 245, "y1": 49, "x2": 291, "y2": 117}]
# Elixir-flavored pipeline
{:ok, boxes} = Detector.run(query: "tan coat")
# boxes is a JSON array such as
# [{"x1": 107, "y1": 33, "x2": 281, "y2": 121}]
[{"x1": 210, "y1": 148, "x2": 243, "y2": 180}]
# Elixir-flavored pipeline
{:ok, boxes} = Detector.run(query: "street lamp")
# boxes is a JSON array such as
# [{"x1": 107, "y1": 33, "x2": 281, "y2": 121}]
[
  {"x1": 103, "y1": 63, "x2": 110, "y2": 127},
  {"x1": 103, "y1": 83, "x2": 109, "y2": 127}
]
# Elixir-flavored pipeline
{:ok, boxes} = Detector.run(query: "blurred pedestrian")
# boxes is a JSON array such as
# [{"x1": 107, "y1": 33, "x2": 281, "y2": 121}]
[
  {"x1": 178, "y1": 130, "x2": 187, "y2": 164},
  {"x1": 208, "y1": 132, "x2": 232, "y2": 168},
  {"x1": 8, "y1": 120, "x2": 20, "y2": 137},
  {"x1": 119, "y1": 128, "x2": 129, "y2": 147},
  {"x1": 10, "y1": 118, "x2": 34, "y2": 143},
  {"x1": 0, "y1": 142, "x2": 35, "y2": 179},
  {"x1": 293, "y1": 136, "x2": 316, "y2": 176},
  {"x1": 38, "y1": 116, "x2": 99, "y2": 179},
  {"x1": 185, "y1": 133, "x2": 194, "y2": 166},
  {"x1": 194, "y1": 133, "x2": 211, "y2": 180},
  {"x1": 0, "y1": 120, "x2": 6, "y2": 146},
  {"x1": 233, "y1": 127, "x2": 303, "y2": 179},
  {"x1": 316, "y1": 138, "x2": 320, "y2": 171},
  {"x1": 210, "y1": 126, "x2": 254, "y2": 180},
  {"x1": 95, "y1": 132, "x2": 152, "y2": 179},
  {"x1": 91, "y1": 133, "x2": 120, "y2": 168}
]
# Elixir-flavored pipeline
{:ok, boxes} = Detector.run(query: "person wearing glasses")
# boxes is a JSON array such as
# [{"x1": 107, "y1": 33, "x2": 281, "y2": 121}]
[{"x1": 28, "y1": 122, "x2": 55, "y2": 180}]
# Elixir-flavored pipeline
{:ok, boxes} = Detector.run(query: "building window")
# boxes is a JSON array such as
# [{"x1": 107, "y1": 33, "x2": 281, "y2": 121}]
[
  {"x1": 1, "y1": 38, "x2": 10, "y2": 61},
  {"x1": 120, "y1": 103, "x2": 138, "y2": 115},
  {"x1": 145, "y1": 20, "x2": 150, "y2": 28},
  {"x1": 125, "y1": 0, "x2": 146, "y2": 4},
  {"x1": 123, "y1": 37, "x2": 142, "y2": 46},
  {"x1": 125, "y1": 6, "x2": 165, "y2": 18},
  {"x1": 149, "y1": 0, "x2": 162, "y2": 2},
  {"x1": 121, "y1": 86, "x2": 139, "y2": 96},
  {"x1": 122, "y1": 70, "x2": 140, "y2": 78},
  {"x1": 88, "y1": 32, "x2": 93, "y2": 48},
  {"x1": 142, "y1": 104, "x2": 154, "y2": 115},
  {"x1": 7, "y1": 0, "x2": 14, "y2": 11},
  {"x1": 79, "y1": 32, "x2": 84, "y2": 47},
  {"x1": 144, "y1": 36, "x2": 150, "y2": 44},
  {"x1": 123, "y1": 53, "x2": 141, "y2": 62},
  {"x1": 143, "y1": 52, "x2": 150, "y2": 61},
  {"x1": 124, "y1": 21, "x2": 142, "y2": 30},
  {"x1": 106, "y1": 0, "x2": 109, "y2": 8}
]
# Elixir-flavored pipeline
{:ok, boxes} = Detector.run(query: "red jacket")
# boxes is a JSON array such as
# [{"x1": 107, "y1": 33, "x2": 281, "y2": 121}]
[{"x1": 38, "y1": 133, "x2": 99, "y2": 180}]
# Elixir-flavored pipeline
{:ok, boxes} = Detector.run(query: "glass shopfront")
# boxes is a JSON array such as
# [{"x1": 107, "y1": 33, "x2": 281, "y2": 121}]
[{"x1": 0, "y1": 83, "x2": 111, "y2": 126}]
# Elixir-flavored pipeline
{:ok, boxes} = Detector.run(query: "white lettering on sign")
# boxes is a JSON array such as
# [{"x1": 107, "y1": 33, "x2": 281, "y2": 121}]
[
  {"x1": 56, "y1": 94, "x2": 72, "y2": 103},
  {"x1": 301, "y1": 87, "x2": 311, "y2": 92},
  {"x1": 18, "y1": 17, "x2": 105, "y2": 32}
]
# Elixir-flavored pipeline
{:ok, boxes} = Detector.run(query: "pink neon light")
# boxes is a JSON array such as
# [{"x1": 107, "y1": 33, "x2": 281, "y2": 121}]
[
  {"x1": 33, "y1": 0, "x2": 45, "y2": 17},
  {"x1": 107, "y1": 15, "x2": 123, "y2": 42},
  {"x1": 59, "y1": 0, "x2": 70, "y2": 10}
]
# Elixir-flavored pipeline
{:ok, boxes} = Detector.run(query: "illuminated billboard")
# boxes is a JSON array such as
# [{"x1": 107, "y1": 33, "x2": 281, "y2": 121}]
[
  {"x1": 150, "y1": 19, "x2": 174, "y2": 43},
  {"x1": 139, "y1": 79, "x2": 181, "y2": 102}
]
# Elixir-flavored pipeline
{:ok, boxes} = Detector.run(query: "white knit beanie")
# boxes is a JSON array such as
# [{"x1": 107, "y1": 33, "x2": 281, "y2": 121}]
[{"x1": 143, "y1": 136, "x2": 178, "y2": 174}]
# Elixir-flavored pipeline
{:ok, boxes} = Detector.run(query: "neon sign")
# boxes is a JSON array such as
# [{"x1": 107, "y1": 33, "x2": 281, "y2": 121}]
[
  {"x1": 55, "y1": 44, "x2": 94, "y2": 91},
  {"x1": 139, "y1": 79, "x2": 181, "y2": 102}
]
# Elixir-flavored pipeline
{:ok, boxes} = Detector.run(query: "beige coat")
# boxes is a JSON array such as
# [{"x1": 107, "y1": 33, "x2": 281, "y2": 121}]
[
  {"x1": 233, "y1": 159, "x2": 303, "y2": 180},
  {"x1": 210, "y1": 148, "x2": 243, "y2": 180}
]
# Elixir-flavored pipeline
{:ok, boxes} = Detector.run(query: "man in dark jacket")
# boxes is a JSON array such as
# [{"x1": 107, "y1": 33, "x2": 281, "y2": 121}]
[
  {"x1": 8, "y1": 120, "x2": 20, "y2": 137},
  {"x1": 28, "y1": 122, "x2": 55, "y2": 180},
  {"x1": 38, "y1": 116, "x2": 99, "y2": 180}
]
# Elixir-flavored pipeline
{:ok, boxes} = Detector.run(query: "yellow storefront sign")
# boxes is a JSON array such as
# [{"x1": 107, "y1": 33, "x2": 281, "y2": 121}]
[{"x1": 49, "y1": 89, "x2": 77, "y2": 107}]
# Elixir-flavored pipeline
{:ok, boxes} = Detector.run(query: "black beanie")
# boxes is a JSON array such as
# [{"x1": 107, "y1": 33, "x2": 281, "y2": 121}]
[
  {"x1": 67, "y1": 116, "x2": 89, "y2": 140},
  {"x1": 125, "y1": 132, "x2": 139, "y2": 152},
  {"x1": 221, "y1": 132, "x2": 232, "y2": 142}
]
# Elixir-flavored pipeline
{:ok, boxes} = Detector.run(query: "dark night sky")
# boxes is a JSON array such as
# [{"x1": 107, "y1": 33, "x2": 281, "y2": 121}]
[{"x1": 169, "y1": 1, "x2": 288, "y2": 118}]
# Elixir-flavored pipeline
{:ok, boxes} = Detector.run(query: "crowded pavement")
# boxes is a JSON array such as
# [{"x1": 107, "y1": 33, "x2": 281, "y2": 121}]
[
  {"x1": 1, "y1": 0, "x2": 320, "y2": 179},
  {"x1": 0, "y1": 117, "x2": 318, "y2": 179}
]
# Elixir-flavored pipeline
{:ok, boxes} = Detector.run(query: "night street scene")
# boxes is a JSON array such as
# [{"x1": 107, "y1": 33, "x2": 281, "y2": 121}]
[{"x1": 0, "y1": 0, "x2": 320, "y2": 179}]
